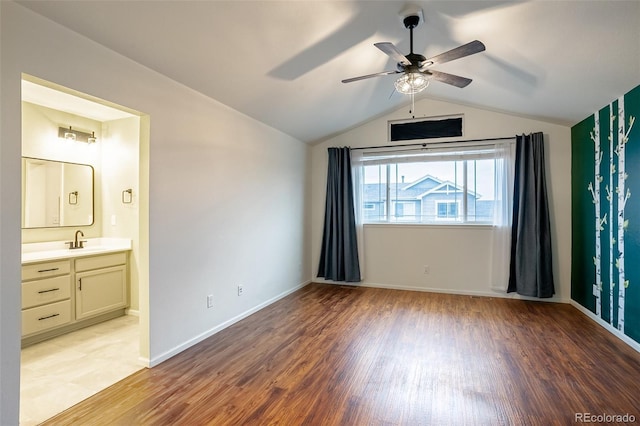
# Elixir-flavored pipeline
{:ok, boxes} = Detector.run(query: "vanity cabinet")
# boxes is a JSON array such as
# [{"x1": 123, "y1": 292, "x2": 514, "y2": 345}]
[
  {"x1": 21, "y1": 260, "x2": 72, "y2": 336},
  {"x1": 21, "y1": 249, "x2": 129, "y2": 345},
  {"x1": 75, "y1": 253, "x2": 127, "y2": 320}
]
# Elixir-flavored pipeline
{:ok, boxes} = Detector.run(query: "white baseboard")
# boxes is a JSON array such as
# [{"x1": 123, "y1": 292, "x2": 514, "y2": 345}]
[
  {"x1": 321, "y1": 280, "x2": 570, "y2": 304},
  {"x1": 138, "y1": 355, "x2": 151, "y2": 367},
  {"x1": 148, "y1": 280, "x2": 311, "y2": 367},
  {"x1": 364, "y1": 281, "x2": 497, "y2": 297},
  {"x1": 570, "y1": 300, "x2": 640, "y2": 354},
  {"x1": 125, "y1": 309, "x2": 140, "y2": 317}
]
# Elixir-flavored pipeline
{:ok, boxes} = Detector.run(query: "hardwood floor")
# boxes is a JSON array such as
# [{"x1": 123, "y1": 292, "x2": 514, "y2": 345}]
[{"x1": 44, "y1": 283, "x2": 640, "y2": 425}]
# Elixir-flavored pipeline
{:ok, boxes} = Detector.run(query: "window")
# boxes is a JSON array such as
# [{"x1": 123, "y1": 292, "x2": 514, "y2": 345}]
[
  {"x1": 357, "y1": 143, "x2": 507, "y2": 225},
  {"x1": 389, "y1": 115, "x2": 463, "y2": 141},
  {"x1": 436, "y1": 201, "x2": 459, "y2": 219}
]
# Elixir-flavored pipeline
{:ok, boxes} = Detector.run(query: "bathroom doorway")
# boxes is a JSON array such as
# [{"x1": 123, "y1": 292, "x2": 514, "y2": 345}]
[{"x1": 19, "y1": 75, "x2": 150, "y2": 425}]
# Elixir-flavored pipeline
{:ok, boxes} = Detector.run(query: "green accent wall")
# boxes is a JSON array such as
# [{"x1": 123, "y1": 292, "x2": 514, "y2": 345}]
[{"x1": 572, "y1": 84, "x2": 640, "y2": 344}]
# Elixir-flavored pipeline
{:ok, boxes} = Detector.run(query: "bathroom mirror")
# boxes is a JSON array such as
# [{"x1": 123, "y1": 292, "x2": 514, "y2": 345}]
[{"x1": 22, "y1": 157, "x2": 94, "y2": 228}]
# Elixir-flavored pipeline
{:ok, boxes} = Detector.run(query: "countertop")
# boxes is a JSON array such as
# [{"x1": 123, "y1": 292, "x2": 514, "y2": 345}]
[{"x1": 22, "y1": 238, "x2": 132, "y2": 264}]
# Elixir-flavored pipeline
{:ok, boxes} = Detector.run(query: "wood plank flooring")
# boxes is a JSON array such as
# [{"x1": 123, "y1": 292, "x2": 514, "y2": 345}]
[{"x1": 43, "y1": 283, "x2": 640, "y2": 425}]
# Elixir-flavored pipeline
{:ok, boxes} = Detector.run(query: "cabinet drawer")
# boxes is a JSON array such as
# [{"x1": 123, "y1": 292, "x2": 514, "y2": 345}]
[
  {"x1": 75, "y1": 252, "x2": 127, "y2": 272},
  {"x1": 22, "y1": 260, "x2": 71, "y2": 281},
  {"x1": 22, "y1": 300, "x2": 72, "y2": 336},
  {"x1": 22, "y1": 275, "x2": 71, "y2": 309}
]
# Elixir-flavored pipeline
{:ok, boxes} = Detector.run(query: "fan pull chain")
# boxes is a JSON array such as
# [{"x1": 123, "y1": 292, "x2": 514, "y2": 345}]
[{"x1": 410, "y1": 92, "x2": 416, "y2": 118}]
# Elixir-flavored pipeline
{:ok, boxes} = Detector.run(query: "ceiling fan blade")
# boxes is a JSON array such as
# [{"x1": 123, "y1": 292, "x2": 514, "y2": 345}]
[
  {"x1": 428, "y1": 70, "x2": 473, "y2": 88},
  {"x1": 342, "y1": 70, "x2": 400, "y2": 84},
  {"x1": 421, "y1": 40, "x2": 486, "y2": 69},
  {"x1": 374, "y1": 42, "x2": 411, "y2": 66}
]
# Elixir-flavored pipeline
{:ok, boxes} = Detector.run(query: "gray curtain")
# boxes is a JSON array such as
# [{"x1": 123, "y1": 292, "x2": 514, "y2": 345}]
[
  {"x1": 317, "y1": 147, "x2": 361, "y2": 282},
  {"x1": 508, "y1": 132, "x2": 555, "y2": 297}
]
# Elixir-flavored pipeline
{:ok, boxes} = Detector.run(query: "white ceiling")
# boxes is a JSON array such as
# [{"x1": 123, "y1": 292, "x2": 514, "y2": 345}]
[{"x1": 18, "y1": 1, "x2": 640, "y2": 144}]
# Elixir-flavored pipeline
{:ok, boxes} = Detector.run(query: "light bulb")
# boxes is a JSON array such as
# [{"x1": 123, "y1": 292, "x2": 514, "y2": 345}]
[
  {"x1": 64, "y1": 126, "x2": 76, "y2": 141},
  {"x1": 394, "y1": 72, "x2": 430, "y2": 95}
]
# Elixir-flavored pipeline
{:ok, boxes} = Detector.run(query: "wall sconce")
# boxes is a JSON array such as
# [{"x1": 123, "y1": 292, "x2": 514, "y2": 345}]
[
  {"x1": 69, "y1": 191, "x2": 78, "y2": 205},
  {"x1": 122, "y1": 188, "x2": 133, "y2": 204},
  {"x1": 58, "y1": 126, "x2": 98, "y2": 143}
]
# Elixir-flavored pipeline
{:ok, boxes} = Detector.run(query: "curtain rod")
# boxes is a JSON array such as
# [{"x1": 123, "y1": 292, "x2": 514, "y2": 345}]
[{"x1": 350, "y1": 136, "x2": 515, "y2": 151}]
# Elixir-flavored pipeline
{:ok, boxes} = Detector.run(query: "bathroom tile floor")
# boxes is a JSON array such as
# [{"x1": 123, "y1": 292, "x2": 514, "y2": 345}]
[{"x1": 20, "y1": 315, "x2": 143, "y2": 425}]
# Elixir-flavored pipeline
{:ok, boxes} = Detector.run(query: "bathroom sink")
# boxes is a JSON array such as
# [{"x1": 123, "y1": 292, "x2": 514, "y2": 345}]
[{"x1": 22, "y1": 238, "x2": 132, "y2": 264}]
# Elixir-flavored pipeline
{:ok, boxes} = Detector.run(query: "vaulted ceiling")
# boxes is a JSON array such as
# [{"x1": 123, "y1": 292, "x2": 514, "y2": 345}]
[{"x1": 18, "y1": 1, "x2": 640, "y2": 143}]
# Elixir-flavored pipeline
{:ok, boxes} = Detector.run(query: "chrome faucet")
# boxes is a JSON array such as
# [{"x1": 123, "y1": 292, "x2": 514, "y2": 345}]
[{"x1": 66, "y1": 230, "x2": 86, "y2": 249}]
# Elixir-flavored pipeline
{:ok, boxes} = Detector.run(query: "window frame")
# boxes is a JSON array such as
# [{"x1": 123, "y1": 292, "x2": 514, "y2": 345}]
[
  {"x1": 359, "y1": 144, "x2": 499, "y2": 226},
  {"x1": 388, "y1": 114, "x2": 464, "y2": 142}
]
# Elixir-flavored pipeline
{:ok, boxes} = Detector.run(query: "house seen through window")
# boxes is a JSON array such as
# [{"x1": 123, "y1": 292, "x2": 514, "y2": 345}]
[{"x1": 359, "y1": 147, "x2": 498, "y2": 224}]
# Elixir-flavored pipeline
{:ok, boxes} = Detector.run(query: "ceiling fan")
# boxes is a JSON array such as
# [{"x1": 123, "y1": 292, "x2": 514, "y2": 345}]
[{"x1": 342, "y1": 9, "x2": 486, "y2": 95}]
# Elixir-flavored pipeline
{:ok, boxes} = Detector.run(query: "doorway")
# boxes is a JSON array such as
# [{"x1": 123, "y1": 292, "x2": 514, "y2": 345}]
[{"x1": 19, "y1": 74, "x2": 150, "y2": 424}]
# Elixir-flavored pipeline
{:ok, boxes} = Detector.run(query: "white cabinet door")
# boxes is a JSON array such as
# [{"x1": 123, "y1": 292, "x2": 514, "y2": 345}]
[{"x1": 76, "y1": 265, "x2": 127, "y2": 320}]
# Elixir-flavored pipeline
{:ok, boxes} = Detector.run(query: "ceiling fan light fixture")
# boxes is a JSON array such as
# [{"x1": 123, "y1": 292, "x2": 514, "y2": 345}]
[
  {"x1": 341, "y1": 10, "x2": 485, "y2": 94},
  {"x1": 395, "y1": 72, "x2": 430, "y2": 95}
]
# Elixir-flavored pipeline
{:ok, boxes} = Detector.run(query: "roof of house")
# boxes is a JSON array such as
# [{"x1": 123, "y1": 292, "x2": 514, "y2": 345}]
[{"x1": 363, "y1": 174, "x2": 480, "y2": 201}]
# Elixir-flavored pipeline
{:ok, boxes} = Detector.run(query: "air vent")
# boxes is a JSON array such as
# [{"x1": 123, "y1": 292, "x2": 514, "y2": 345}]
[{"x1": 389, "y1": 115, "x2": 463, "y2": 142}]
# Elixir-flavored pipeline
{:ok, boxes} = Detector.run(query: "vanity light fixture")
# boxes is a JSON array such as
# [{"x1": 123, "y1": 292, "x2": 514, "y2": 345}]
[{"x1": 58, "y1": 126, "x2": 98, "y2": 144}]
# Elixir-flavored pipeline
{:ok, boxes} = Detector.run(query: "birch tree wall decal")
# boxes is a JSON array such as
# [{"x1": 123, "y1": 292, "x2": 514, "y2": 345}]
[
  {"x1": 588, "y1": 111, "x2": 604, "y2": 317},
  {"x1": 607, "y1": 103, "x2": 615, "y2": 324},
  {"x1": 571, "y1": 84, "x2": 640, "y2": 347},
  {"x1": 615, "y1": 95, "x2": 635, "y2": 332}
]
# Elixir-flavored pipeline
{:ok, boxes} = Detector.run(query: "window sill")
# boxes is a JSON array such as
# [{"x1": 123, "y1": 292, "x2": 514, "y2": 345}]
[{"x1": 363, "y1": 222, "x2": 494, "y2": 230}]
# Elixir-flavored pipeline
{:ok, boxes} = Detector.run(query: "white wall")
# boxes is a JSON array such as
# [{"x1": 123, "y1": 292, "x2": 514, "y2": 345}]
[
  {"x1": 101, "y1": 116, "x2": 141, "y2": 311},
  {"x1": 0, "y1": 2, "x2": 311, "y2": 423},
  {"x1": 311, "y1": 98, "x2": 571, "y2": 302}
]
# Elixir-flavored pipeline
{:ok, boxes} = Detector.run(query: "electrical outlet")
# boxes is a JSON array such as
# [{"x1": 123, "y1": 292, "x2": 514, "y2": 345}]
[
  {"x1": 237, "y1": 285, "x2": 244, "y2": 296},
  {"x1": 423, "y1": 265, "x2": 430, "y2": 274},
  {"x1": 207, "y1": 294, "x2": 214, "y2": 308}
]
